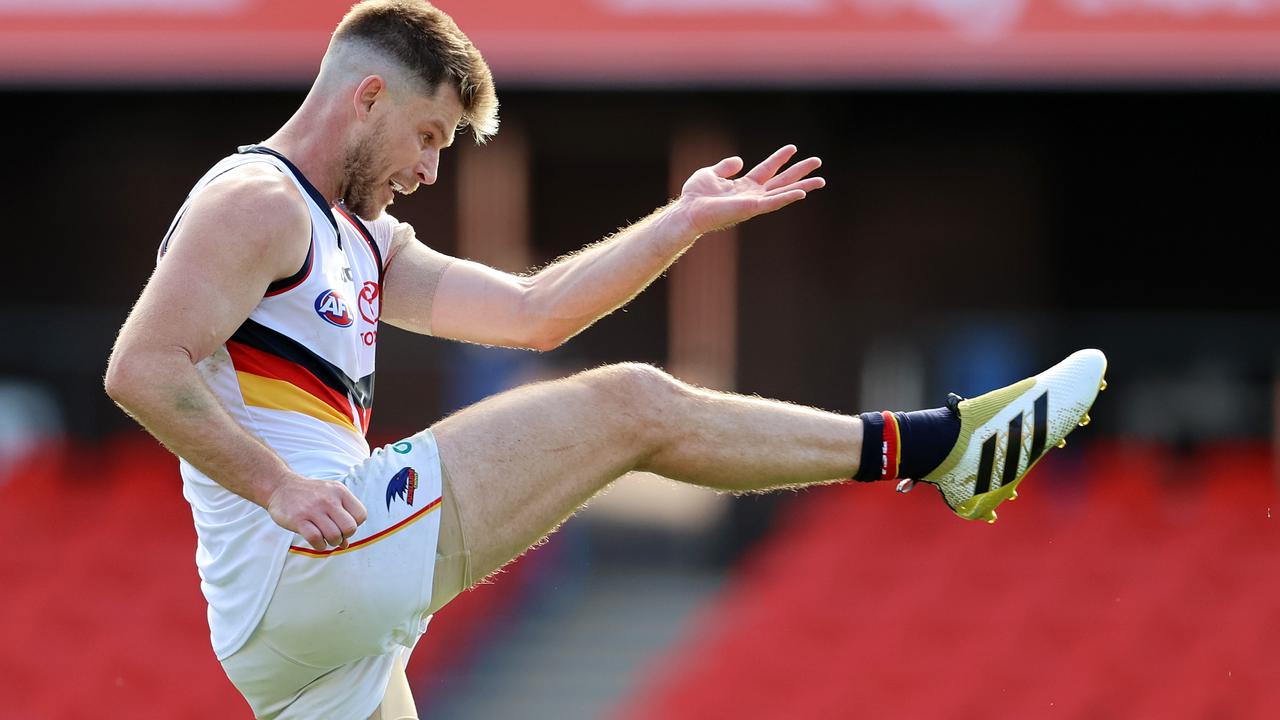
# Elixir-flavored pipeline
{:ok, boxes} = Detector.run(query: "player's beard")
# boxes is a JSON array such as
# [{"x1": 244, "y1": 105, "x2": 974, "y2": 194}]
[{"x1": 340, "y1": 119, "x2": 392, "y2": 220}]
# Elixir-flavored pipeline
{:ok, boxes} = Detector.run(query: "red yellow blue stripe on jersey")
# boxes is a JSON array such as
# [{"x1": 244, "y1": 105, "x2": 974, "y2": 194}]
[
  {"x1": 288, "y1": 496, "x2": 442, "y2": 558},
  {"x1": 225, "y1": 318, "x2": 375, "y2": 435},
  {"x1": 227, "y1": 339, "x2": 360, "y2": 434},
  {"x1": 235, "y1": 372, "x2": 359, "y2": 434}
]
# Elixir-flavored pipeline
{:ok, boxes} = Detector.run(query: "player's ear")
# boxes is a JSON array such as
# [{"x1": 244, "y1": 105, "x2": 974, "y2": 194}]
[{"x1": 353, "y1": 75, "x2": 386, "y2": 120}]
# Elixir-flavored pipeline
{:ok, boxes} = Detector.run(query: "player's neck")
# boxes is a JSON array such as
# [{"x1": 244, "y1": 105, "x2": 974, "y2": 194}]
[{"x1": 259, "y1": 105, "x2": 347, "y2": 208}]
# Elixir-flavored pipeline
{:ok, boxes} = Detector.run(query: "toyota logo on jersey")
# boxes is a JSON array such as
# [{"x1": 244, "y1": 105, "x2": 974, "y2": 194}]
[
  {"x1": 358, "y1": 281, "x2": 381, "y2": 324},
  {"x1": 314, "y1": 289, "x2": 354, "y2": 327}
]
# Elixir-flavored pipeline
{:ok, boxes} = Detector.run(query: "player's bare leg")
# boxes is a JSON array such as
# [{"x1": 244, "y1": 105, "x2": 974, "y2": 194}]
[
  {"x1": 430, "y1": 362, "x2": 863, "y2": 593},
  {"x1": 429, "y1": 350, "x2": 1106, "y2": 601},
  {"x1": 366, "y1": 652, "x2": 417, "y2": 720}
]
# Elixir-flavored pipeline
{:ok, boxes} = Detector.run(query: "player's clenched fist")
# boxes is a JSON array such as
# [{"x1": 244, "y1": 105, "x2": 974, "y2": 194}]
[{"x1": 266, "y1": 475, "x2": 369, "y2": 551}]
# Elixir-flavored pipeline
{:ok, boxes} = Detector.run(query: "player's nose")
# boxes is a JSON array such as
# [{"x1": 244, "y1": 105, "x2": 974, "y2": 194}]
[{"x1": 415, "y1": 150, "x2": 438, "y2": 186}]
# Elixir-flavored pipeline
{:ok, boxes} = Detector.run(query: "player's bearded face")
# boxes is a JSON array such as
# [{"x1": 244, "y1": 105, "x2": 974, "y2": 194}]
[{"x1": 340, "y1": 116, "x2": 394, "y2": 219}]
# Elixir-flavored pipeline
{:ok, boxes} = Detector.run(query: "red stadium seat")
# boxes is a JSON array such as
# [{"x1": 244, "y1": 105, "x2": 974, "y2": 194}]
[{"x1": 617, "y1": 441, "x2": 1280, "y2": 720}]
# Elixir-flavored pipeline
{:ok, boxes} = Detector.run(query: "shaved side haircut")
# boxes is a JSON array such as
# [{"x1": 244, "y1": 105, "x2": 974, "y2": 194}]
[{"x1": 333, "y1": 0, "x2": 499, "y2": 142}]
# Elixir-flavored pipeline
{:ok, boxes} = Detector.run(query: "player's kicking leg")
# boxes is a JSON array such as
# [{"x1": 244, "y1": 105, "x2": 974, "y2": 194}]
[{"x1": 428, "y1": 349, "x2": 1107, "y2": 597}]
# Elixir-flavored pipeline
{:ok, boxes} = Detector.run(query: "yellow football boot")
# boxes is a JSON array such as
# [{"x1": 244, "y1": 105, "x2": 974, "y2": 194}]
[{"x1": 911, "y1": 349, "x2": 1108, "y2": 522}]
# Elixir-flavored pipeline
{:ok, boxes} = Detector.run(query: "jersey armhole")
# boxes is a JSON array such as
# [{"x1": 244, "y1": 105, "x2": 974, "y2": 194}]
[
  {"x1": 264, "y1": 231, "x2": 315, "y2": 297},
  {"x1": 158, "y1": 157, "x2": 312, "y2": 300}
]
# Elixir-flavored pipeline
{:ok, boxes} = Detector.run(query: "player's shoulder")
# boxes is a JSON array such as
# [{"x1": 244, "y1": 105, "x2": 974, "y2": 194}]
[
  {"x1": 193, "y1": 162, "x2": 311, "y2": 236},
  {"x1": 165, "y1": 162, "x2": 312, "y2": 278}
]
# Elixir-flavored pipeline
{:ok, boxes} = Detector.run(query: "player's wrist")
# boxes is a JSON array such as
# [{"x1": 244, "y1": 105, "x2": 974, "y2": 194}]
[
  {"x1": 663, "y1": 197, "x2": 704, "y2": 244},
  {"x1": 258, "y1": 468, "x2": 304, "y2": 511}
]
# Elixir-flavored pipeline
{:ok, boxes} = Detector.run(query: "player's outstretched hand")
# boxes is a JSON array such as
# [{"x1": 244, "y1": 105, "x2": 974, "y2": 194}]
[
  {"x1": 266, "y1": 475, "x2": 368, "y2": 551},
  {"x1": 674, "y1": 144, "x2": 824, "y2": 236}
]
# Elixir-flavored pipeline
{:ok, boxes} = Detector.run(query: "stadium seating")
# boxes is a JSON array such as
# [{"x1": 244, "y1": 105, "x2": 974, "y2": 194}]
[
  {"x1": 5, "y1": 435, "x2": 1274, "y2": 718},
  {"x1": 617, "y1": 440, "x2": 1279, "y2": 719},
  {"x1": 0, "y1": 432, "x2": 534, "y2": 719}
]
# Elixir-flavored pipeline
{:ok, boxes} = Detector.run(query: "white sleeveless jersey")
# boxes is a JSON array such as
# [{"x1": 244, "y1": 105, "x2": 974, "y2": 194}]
[{"x1": 159, "y1": 146, "x2": 396, "y2": 659}]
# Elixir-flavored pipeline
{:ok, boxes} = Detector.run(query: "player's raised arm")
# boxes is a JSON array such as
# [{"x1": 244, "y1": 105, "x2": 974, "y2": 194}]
[
  {"x1": 380, "y1": 144, "x2": 824, "y2": 350},
  {"x1": 104, "y1": 169, "x2": 366, "y2": 551}
]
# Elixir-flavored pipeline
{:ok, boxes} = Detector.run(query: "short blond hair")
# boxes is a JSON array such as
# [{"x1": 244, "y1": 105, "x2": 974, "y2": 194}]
[{"x1": 333, "y1": 0, "x2": 498, "y2": 142}]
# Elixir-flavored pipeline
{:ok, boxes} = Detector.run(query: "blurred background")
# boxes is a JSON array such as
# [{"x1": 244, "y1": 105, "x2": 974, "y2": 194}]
[{"x1": 3, "y1": 1, "x2": 1280, "y2": 718}]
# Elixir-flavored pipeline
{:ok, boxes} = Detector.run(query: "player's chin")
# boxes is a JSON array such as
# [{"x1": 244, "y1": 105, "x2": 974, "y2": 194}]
[
  {"x1": 375, "y1": 184, "x2": 396, "y2": 216},
  {"x1": 348, "y1": 194, "x2": 390, "y2": 221}
]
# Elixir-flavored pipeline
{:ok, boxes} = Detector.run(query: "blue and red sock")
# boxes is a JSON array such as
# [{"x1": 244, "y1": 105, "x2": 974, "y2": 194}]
[{"x1": 853, "y1": 406, "x2": 960, "y2": 482}]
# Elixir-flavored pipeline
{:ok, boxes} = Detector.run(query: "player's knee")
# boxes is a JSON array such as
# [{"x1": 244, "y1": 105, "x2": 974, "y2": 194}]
[{"x1": 583, "y1": 362, "x2": 685, "y2": 419}]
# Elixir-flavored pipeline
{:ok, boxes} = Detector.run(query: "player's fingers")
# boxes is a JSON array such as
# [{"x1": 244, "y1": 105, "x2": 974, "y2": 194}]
[
  {"x1": 711, "y1": 156, "x2": 744, "y2": 178},
  {"x1": 298, "y1": 520, "x2": 327, "y2": 552},
  {"x1": 757, "y1": 189, "x2": 807, "y2": 214},
  {"x1": 765, "y1": 176, "x2": 825, "y2": 197},
  {"x1": 745, "y1": 145, "x2": 797, "y2": 184},
  {"x1": 334, "y1": 509, "x2": 359, "y2": 543},
  {"x1": 764, "y1": 156, "x2": 821, "y2": 191},
  {"x1": 341, "y1": 489, "x2": 369, "y2": 526},
  {"x1": 329, "y1": 509, "x2": 359, "y2": 550},
  {"x1": 315, "y1": 515, "x2": 345, "y2": 548}
]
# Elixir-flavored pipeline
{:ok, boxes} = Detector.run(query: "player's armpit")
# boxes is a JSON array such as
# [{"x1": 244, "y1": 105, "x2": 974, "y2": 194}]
[{"x1": 381, "y1": 222, "x2": 546, "y2": 349}]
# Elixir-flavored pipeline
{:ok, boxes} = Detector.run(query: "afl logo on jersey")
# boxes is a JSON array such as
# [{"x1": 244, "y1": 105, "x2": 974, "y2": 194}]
[{"x1": 314, "y1": 289, "x2": 354, "y2": 327}]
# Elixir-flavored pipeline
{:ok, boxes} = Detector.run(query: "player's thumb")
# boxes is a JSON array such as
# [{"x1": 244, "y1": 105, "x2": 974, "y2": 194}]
[{"x1": 711, "y1": 156, "x2": 743, "y2": 178}]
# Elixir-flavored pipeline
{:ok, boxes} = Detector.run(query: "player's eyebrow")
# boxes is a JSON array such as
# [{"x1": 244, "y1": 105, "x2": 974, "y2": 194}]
[{"x1": 433, "y1": 119, "x2": 455, "y2": 149}]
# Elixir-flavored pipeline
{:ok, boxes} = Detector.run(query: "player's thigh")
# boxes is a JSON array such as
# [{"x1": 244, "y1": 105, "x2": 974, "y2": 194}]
[
  {"x1": 367, "y1": 652, "x2": 417, "y2": 720},
  {"x1": 430, "y1": 362, "x2": 677, "y2": 584}
]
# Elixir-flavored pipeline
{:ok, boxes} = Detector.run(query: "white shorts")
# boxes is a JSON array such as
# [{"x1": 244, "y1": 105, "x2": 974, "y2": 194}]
[{"x1": 221, "y1": 429, "x2": 445, "y2": 720}]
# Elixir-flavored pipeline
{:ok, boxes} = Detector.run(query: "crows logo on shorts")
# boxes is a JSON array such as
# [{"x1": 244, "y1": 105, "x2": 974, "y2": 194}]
[{"x1": 386, "y1": 467, "x2": 419, "y2": 510}]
